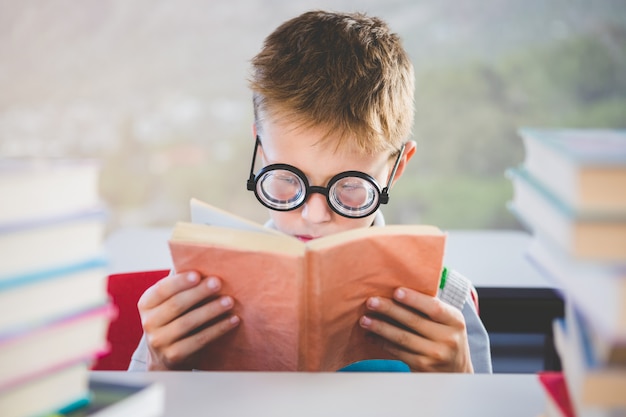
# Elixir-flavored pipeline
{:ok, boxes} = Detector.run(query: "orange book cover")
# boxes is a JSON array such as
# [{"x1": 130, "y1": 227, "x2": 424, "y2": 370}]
[{"x1": 168, "y1": 221, "x2": 446, "y2": 371}]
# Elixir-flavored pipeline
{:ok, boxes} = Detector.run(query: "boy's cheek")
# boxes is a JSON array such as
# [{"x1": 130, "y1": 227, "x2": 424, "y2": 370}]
[{"x1": 268, "y1": 210, "x2": 301, "y2": 236}]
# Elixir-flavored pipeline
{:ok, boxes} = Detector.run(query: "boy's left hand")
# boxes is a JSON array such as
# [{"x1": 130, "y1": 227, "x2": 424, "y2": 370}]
[{"x1": 360, "y1": 287, "x2": 474, "y2": 373}]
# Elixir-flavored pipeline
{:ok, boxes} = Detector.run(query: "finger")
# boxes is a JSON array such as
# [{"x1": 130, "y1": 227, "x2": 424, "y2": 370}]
[
  {"x1": 382, "y1": 333, "x2": 474, "y2": 373},
  {"x1": 160, "y1": 295, "x2": 237, "y2": 344},
  {"x1": 382, "y1": 343, "x2": 450, "y2": 373},
  {"x1": 157, "y1": 314, "x2": 240, "y2": 367},
  {"x1": 141, "y1": 275, "x2": 223, "y2": 329},
  {"x1": 393, "y1": 287, "x2": 465, "y2": 327},
  {"x1": 146, "y1": 295, "x2": 237, "y2": 354},
  {"x1": 359, "y1": 314, "x2": 437, "y2": 356},
  {"x1": 365, "y1": 296, "x2": 439, "y2": 337},
  {"x1": 138, "y1": 271, "x2": 203, "y2": 310}
]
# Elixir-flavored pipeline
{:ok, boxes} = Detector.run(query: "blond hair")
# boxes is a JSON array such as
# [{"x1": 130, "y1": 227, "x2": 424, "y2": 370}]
[{"x1": 249, "y1": 10, "x2": 415, "y2": 155}]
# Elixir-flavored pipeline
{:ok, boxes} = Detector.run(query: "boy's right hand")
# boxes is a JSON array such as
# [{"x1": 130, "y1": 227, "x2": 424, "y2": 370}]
[{"x1": 137, "y1": 270, "x2": 240, "y2": 370}]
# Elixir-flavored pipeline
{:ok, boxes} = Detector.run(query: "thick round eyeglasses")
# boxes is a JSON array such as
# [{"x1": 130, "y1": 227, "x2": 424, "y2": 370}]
[{"x1": 246, "y1": 137, "x2": 405, "y2": 219}]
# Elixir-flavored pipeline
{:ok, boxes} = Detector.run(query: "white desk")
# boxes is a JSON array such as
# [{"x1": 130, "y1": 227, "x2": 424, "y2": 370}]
[
  {"x1": 443, "y1": 229, "x2": 555, "y2": 289},
  {"x1": 92, "y1": 371, "x2": 546, "y2": 417}
]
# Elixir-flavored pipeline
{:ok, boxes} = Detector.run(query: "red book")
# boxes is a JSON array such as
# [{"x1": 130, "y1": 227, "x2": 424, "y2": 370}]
[
  {"x1": 538, "y1": 371, "x2": 575, "y2": 417},
  {"x1": 92, "y1": 269, "x2": 170, "y2": 371}
]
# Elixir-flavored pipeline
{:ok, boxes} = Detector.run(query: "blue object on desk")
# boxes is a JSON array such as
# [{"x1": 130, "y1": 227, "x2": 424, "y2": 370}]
[{"x1": 339, "y1": 360, "x2": 410, "y2": 372}]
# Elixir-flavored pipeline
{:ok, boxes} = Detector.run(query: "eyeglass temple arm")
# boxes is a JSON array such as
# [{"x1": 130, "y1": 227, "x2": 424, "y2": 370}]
[
  {"x1": 380, "y1": 142, "x2": 406, "y2": 204},
  {"x1": 246, "y1": 136, "x2": 262, "y2": 191}
]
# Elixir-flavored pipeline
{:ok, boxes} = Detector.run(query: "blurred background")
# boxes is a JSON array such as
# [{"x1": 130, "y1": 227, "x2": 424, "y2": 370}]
[{"x1": 1, "y1": 0, "x2": 625, "y2": 234}]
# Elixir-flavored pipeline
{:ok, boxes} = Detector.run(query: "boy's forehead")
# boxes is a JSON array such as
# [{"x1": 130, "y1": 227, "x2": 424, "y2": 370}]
[
  {"x1": 258, "y1": 116, "x2": 379, "y2": 159},
  {"x1": 258, "y1": 120, "x2": 390, "y2": 182}
]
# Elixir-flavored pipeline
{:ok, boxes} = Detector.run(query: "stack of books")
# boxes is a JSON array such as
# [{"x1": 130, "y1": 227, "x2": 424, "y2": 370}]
[
  {"x1": 0, "y1": 158, "x2": 113, "y2": 417},
  {"x1": 506, "y1": 128, "x2": 626, "y2": 417}
]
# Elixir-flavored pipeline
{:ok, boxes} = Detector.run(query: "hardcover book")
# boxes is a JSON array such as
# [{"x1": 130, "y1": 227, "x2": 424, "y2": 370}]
[
  {"x1": 519, "y1": 128, "x2": 626, "y2": 213},
  {"x1": 0, "y1": 157, "x2": 111, "y2": 417},
  {"x1": 0, "y1": 158, "x2": 101, "y2": 227},
  {"x1": 0, "y1": 207, "x2": 106, "y2": 280},
  {"x1": 507, "y1": 166, "x2": 626, "y2": 262},
  {"x1": 0, "y1": 304, "x2": 114, "y2": 390},
  {"x1": 0, "y1": 362, "x2": 90, "y2": 417},
  {"x1": 553, "y1": 307, "x2": 626, "y2": 409},
  {"x1": 0, "y1": 258, "x2": 108, "y2": 337},
  {"x1": 169, "y1": 201, "x2": 446, "y2": 371}
]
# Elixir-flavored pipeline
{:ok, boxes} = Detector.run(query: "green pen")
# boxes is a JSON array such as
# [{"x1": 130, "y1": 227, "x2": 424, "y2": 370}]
[{"x1": 439, "y1": 266, "x2": 448, "y2": 290}]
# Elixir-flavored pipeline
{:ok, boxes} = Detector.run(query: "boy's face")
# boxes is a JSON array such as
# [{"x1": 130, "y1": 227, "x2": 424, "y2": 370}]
[{"x1": 253, "y1": 117, "x2": 415, "y2": 241}]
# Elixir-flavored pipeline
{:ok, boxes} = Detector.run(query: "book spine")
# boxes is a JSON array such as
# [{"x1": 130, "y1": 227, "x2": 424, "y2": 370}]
[{"x1": 300, "y1": 252, "x2": 314, "y2": 371}]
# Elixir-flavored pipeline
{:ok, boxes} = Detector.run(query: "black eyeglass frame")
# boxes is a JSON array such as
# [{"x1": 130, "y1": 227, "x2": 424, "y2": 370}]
[{"x1": 246, "y1": 136, "x2": 405, "y2": 219}]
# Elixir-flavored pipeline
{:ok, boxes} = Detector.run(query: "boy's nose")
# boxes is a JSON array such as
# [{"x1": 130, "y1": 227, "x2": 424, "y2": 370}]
[{"x1": 301, "y1": 193, "x2": 332, "y2": 223}]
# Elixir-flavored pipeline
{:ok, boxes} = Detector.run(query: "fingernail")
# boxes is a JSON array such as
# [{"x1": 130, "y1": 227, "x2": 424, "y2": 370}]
[
  {"x1": 229, "y1": 315, "x2": 240, "y2": 325},
  {"x1": 367, "y1": 297, "x2": 380, "y2": 309},
  {"x1": 187, "y1": 272, "x2": 198, "y2": 282},
  {"x1": 220, "y1": 296, "x2": 233, "y2": 308},
  {"x1": 360, "y1": 316, "x2": 372, "y2": 327},
  {"x1": 207, "y1": 277, "x2": 219, "y2": 290},
  {"x1": 395, "y1": 288, "x2": 406, "y2": 300}
]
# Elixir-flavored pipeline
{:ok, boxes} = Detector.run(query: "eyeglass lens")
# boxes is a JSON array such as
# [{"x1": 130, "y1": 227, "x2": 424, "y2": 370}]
[
  {"x1": 256, "y1": 167, "x2": 379, "y2": 217},
  {"x1": 258, "y1": 170, "x2": 306, "y2": 209}
]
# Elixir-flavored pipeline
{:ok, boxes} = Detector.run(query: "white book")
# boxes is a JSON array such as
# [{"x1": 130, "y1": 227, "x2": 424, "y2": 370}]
[
  {"x1": 0, "y1": 362, "x2": 90, "y2": 417},
  {"x1": 527, "y1": 235, "x2": 626, "y2": 342},
  {"x1": 0, "y1": 305, "x2": 113, "y2": 390},
  {"x1": 0, "y1": 207, "x2": 106, "y2": 280},
  {"x1": 0, "y1": 158, "x2": 102, "y2": 227}
]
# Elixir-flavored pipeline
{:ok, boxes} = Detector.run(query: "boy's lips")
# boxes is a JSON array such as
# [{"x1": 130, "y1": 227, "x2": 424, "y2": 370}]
[{"x1": 295, "y1": 235, "x2": 317, "y2": 242}]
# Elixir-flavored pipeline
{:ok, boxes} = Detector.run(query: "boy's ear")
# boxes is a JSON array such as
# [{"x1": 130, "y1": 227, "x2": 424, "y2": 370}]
[{"x1": 391, "y1": 140, "x2": 417, "y2": 185}]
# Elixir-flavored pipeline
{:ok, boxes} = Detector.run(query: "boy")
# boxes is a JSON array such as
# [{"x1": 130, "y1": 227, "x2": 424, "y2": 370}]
[{"x1": 130, "y1": 10, "x2": 492, "y2": 373}]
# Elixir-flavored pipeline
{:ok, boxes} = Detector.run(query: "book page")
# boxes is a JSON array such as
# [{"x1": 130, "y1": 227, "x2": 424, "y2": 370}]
[
  {"x1": 190, "y1": 198, "x2": 281, "y2": 235},
  {"x1": 171, "y1": 222, "x2": 301, "y2": 256}
]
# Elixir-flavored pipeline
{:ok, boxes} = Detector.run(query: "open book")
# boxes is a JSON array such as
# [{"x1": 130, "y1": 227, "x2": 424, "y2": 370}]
[{"x1": 168, "y1": 198, "x2": 447, "y2": 371}]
